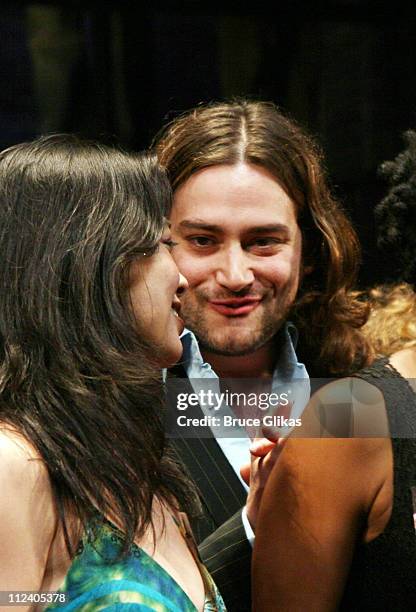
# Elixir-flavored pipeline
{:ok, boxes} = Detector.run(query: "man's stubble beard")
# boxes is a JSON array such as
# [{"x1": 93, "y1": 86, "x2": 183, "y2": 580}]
[{"x1": 180, "y1": 294, "x2": 293, "y2": 357}]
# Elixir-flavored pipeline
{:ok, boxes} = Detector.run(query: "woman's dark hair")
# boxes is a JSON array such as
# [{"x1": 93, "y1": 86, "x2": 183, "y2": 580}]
[
  {"x1": 0, "y1": 134, "x2": 196, "y2": 555},
  {"x1": 376, "y1": 129, "x2": 416, "y2": 285},
  {"x1": 154, "y1": 100, "x2": 370, "y2": 375}
]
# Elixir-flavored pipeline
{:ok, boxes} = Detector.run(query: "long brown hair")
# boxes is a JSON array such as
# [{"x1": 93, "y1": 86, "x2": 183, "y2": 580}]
[
  {"x1": 154, "y1": 100, "x2": 370, "y2": 375},
  {"x1": 0, "y1": 134, "x2": 197, "y2": 555}
]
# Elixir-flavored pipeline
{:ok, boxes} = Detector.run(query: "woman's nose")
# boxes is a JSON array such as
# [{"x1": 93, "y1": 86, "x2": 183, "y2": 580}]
[{"x1": 176, "y1": 271, "x2": 188, "y2": 295}]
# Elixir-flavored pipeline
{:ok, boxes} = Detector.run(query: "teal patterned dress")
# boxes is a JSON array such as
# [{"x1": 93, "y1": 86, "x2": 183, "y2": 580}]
[{"x1": 45, "y1": 519, "x2": 226, "y2": 612}]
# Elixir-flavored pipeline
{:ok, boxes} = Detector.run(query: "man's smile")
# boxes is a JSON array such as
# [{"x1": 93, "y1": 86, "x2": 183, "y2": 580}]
[{"x1": 208, "y1": 297, "x2": 262, "y2": 316}]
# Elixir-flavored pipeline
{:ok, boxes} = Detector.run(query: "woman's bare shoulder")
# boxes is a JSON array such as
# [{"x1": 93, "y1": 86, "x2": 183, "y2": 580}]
[
  {"x1": 389, "y1": 347, "x2": 416, "y2": 378},
  {"x1": 0, "y1": 427, "x2": 58, "y2": 590},
  {"x1": 0, "y1": 426, "x2": 53, "y2": 507},
  {"x1": 293, "y1": 377, "x2": 388, "y2": 438}
]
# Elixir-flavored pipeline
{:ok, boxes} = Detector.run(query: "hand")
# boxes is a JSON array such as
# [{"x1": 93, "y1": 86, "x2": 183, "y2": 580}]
[
  {"x1": 240, "y1": 401, "x2": 291, "y2": 485},
  {"x1": 241, "y1": 428, "x2": 286, "y2": 531},
  {"x1": 240, "y1": 435, "x2": 278, "y2": 485}
]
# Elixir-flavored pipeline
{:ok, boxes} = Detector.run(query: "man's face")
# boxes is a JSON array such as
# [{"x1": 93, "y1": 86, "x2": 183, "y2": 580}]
[{"x1": 170, "y1": 163, "x2": 302, "y2": 356}]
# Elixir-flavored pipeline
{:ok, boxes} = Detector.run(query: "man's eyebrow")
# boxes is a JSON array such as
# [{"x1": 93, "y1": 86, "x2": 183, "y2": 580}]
[
  {"x1": 176, "y1": 220, "x2": 290, "y2": 234},
  {"x1": 248, "y1": 224, "x2": 290, "y2": 234},
  {"x1": 177, "y1": 219, "x2": 223, "y2": 232}
]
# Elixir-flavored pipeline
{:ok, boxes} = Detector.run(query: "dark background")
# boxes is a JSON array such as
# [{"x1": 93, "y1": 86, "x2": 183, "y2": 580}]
[{"x1": 2, "y1": 0, "x2": 416, "y2": 287}]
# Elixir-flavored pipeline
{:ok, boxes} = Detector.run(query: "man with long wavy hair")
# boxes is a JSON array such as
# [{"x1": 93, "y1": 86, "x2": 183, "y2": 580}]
[{"x1": 154, "y1": 100, "x2": 371, "y2": 611}]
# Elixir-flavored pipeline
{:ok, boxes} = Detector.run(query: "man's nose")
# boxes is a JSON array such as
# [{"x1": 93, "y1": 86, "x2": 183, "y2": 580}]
[{"x1": 215, "y1": 246, "x2": 254, "y2": 291}]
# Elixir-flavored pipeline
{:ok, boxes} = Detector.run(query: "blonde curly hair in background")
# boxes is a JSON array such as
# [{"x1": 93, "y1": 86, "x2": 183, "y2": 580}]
[{"x1": 361, "y1": 283, "x2": 416, "y2": 357}]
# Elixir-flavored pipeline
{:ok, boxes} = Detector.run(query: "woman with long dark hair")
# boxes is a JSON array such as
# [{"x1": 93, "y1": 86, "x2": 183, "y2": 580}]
[{"x1": 0, "y1": 135, "x2": 225, "y2": 611}]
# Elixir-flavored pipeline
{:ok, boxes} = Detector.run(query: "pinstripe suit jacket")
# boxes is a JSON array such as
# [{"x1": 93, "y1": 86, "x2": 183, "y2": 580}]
[{"x1": 168, "y1": 364, "x2": 252, "y2": 611}]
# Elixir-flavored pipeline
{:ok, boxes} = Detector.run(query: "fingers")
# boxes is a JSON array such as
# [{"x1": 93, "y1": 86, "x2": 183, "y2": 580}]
[
  {"x1": 268, "y1": 436, "x2": 286, "y2": 461},
  {"x1": 250, "y1": 437, "x2": 276, "y2": 457},
  {"x1": 258, "y1": 400, "x2": 293, "y2": 443},
  {"x1": 241, "y1": 403, "x2": 292, "y2": 482},
  {"x1": 261, "y1": 424, "x2": 280, "y2": 443},
  {"x1": 249, "y1": 420, "x2": 285, "y2": 457}
]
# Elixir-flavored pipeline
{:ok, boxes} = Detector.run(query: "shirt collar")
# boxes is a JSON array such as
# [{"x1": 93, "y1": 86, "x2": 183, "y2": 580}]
[{"x1": 178, "y1": 322, "x2": 305, "y2": 382}]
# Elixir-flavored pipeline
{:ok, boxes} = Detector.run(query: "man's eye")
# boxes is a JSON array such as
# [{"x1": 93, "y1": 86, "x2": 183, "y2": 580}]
[
  {"x1": 249, "y1": 238, "x2": 283, "y2": 248},
  {"x1": 188, "y1": 236, "x2": 215, "y2": 247}
]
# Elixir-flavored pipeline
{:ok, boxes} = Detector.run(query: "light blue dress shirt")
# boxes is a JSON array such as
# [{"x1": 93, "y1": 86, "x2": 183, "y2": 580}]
[{"x1": 177, "y1": 323, "x2": 310, "y2": 543}]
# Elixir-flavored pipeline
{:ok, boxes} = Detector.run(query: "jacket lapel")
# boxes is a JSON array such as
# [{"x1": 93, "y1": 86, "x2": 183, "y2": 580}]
[{"x1": 166, "y1": 365, "x2": 246, "y2": 540}]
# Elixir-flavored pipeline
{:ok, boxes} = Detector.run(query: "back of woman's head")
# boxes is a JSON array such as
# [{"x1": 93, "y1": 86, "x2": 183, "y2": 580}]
[
  {"x1": 0, "y1": 134, "x2": 168, "y2": 372},
  {"x1": 0, "y1": 134, "x2": 194, "y2": 554}
]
